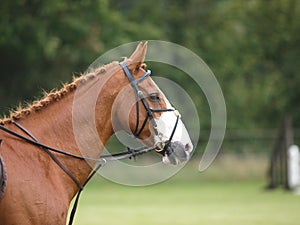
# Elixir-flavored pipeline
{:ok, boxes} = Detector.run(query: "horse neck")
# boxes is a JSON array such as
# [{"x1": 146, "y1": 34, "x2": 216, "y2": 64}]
[{"x1": 9, "y1": 70, "x2": 123, "y2": 196}]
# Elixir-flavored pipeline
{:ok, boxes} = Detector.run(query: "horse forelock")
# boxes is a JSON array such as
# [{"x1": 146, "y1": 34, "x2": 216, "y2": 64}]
[{"x1": 0, "y1": 62, "x2": 119, "y2": 125}]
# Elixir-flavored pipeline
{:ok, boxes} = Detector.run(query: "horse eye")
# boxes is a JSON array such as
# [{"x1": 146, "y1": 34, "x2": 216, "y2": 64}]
[{"x1": 148, "y1": 93, "x2": 160, "y2": 102}]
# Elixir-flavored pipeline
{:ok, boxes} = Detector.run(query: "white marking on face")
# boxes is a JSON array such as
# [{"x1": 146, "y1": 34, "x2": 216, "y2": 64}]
[
  {"x1": 154, "y1": 100, "x2": 193, "y2": 150},
  {"x1": 153, "y1": 94, "x2": 193, "y2": 164},
  {"x1": 147, "y1": 77, "x2": 193, "y2": 164}
]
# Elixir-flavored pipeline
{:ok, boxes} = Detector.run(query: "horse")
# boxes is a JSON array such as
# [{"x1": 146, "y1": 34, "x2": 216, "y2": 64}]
[{"x1": 0, "y1": 42, "x2": 193, "y2": 225}]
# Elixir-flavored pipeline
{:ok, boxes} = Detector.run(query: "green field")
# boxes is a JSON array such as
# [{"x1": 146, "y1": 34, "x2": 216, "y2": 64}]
[{"x1": 70, "y1": 156, "x2": 300, "y2": 225}]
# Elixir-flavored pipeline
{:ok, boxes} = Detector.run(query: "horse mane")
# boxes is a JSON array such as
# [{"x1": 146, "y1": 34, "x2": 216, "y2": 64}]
[
  {"x1": 0, "y1": 41, "x2": 148, "y2": 125},
  {"x1": 0, "y1": 62, "x2": 119, "y2": 125}
]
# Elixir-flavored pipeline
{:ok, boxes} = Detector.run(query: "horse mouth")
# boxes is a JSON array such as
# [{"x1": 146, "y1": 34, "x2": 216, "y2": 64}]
[{"x1": 156, "y1": 141, "x2": 192, "y2": 165}]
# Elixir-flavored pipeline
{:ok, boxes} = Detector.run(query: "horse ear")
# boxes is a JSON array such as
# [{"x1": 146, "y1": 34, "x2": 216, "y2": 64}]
[{"x1": 126, "y1": 42, "x2": 148, "y2": 74}]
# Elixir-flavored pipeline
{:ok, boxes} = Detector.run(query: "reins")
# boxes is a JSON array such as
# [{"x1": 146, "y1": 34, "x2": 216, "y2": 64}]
[
  {"x1": 0, "y1": 121, "x2": 158, "y2": 225},
  {"x1": 0, "y1": 61, "x2": 180, "y2": 225}
]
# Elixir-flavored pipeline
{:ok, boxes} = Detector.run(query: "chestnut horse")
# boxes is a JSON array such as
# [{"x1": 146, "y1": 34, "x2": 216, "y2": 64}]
[{"x1": 0, "y1": 42, "x2": 193, "y2": 225}]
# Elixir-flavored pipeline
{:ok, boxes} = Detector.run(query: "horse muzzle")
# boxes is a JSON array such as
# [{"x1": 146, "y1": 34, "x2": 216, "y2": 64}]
[{"x1": 157, "y1": 141, "x2": 193, "y2": 165}]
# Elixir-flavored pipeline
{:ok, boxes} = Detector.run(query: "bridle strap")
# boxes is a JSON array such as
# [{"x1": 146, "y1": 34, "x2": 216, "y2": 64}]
[
  {"x1": 119, "y1": 61, "x2": 152, "y2": 136},
  {"x1": 68, "y1": 162, "x2": 102, "y2": 225},
  {"x1": 0, "y1": 122, "x2": 156, "y2": 225},
  {"x1": 119, "y1": 61, "x2": 151, "y2": 88},
  {"x1": 160, "y1": 114, "x2": 180, "y2": 156},
  {"x1": 12, "y1": 121, "x2": 83, "y2": 189}
]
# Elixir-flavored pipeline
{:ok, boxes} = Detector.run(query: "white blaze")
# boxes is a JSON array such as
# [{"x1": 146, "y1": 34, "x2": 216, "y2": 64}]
[
  {"x1": 154, "y1": 97, "x2": 193, "y2": 153},
  {"x1": 149, "y1": 77, "x2": 193, "y2": 164}
]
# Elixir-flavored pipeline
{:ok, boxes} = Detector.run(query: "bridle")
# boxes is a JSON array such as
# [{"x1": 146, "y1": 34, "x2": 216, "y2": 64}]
[
  {"x1": 0, "y1": 61, "x2": 180, "y2": 225},
  {"x1": 119, "y1": 61, "x2": 180, "y2": 151}
]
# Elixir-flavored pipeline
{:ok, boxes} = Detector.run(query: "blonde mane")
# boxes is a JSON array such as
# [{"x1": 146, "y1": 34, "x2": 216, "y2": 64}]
[{"x1": 0, "y1": 62, "x2": 119, "y2": 125}]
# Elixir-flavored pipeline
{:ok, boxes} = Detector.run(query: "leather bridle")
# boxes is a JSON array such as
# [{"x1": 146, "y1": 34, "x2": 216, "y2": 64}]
[
  {"x1": 119, "y1": 61, "x2": 180, "y2": 153},
  {"x1": 0, "y1": 61, "x2": 180, "y2": 225}
]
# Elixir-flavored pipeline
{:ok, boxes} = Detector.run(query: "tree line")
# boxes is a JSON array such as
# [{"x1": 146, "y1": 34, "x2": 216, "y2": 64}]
[{"x1": 0, "y1": 0, "x2": 299, "y2": 129}]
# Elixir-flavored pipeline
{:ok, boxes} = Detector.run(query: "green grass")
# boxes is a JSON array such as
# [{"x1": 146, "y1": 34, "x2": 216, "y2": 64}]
[{"x1": 70, "y1": 156, "x2": 300, "y2": 225}]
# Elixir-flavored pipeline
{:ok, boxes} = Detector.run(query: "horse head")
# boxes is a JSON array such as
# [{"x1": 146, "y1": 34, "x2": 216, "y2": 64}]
[{"x1": 111, "y1": 42, "x2": 193, "y2": 165}]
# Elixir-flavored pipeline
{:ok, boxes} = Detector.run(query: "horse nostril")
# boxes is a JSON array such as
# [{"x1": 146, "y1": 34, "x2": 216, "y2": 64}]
[{"x1": 185, "y1": 143, "x2": 192, "y2": 152}]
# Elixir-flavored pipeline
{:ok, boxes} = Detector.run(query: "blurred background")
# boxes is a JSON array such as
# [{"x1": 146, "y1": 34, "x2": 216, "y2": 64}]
[{"x1": 0, "y1": 0, "x2": 299, "y2": 224}]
